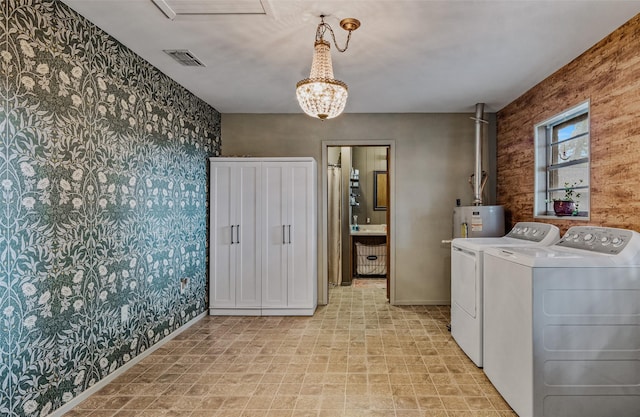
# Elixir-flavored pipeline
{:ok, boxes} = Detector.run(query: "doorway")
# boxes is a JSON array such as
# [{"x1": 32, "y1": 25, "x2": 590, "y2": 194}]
[{"x1": 321, "y1": 140, "x2": 395, "y2": 305}]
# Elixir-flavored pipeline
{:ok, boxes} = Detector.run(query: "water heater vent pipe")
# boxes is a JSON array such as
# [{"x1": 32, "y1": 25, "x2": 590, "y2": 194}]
[{"x1": 471, "y1": 103, "x2": 488, "y2": 206}]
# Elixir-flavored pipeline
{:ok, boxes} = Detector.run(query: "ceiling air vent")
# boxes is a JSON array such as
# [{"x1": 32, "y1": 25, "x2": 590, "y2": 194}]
[
  {"x1": 151, "y1": 0, "x2": 274, "y2": 19},
  {"x1": 163, "y1": 49, "x2": 205, "y2": 67}
]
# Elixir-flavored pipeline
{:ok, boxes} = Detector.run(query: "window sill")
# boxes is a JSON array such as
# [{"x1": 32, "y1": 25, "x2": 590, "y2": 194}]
[{"x1": 534, "y1": 213, "x2": 590, "y2": 221}]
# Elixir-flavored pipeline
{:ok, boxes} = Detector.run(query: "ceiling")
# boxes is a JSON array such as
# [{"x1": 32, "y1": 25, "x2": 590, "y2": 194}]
[{"x1": 61, "y1": 0, "x2": 640, "y2": 114}]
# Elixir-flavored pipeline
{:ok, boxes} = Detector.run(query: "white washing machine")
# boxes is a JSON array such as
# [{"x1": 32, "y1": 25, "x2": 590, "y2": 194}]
[
  {"x1": 450, "y1": 222, "x2": 560, "y2": 367},
  {"x1": 483, "y1": 226, "x2": 640, "y2": 417}
]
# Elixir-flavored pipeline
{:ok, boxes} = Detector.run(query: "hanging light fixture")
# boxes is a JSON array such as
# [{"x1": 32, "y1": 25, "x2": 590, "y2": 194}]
[{"x1": 296, "y1": 15, "x2": 360, "y2": 120}]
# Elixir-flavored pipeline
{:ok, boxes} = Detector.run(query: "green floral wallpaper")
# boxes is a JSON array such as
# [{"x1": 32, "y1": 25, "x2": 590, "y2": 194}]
[{"x1": 0, "y1": 1, "x2": 220, "y2": 415}]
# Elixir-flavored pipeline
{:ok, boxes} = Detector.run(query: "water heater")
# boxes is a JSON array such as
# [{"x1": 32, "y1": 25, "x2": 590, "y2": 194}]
[{"x1": 453, "y1": 205, "x2": 505, "y2": 238}]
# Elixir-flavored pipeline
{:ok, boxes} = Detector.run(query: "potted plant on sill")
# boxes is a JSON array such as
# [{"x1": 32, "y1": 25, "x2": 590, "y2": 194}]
[{"x1": 552, "y1": 180, "x2": 582, "y2": 216}]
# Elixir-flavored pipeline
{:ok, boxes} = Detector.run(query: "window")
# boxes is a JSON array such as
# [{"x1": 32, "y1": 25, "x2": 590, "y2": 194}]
[{"x1": 534, "y1": 101, "x2": 590, "y2": 218}]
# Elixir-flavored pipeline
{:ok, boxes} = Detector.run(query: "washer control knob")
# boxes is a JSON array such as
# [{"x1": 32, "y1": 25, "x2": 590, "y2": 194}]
[
  {"x1": 583, "y1": 233, "x2": 594, "y2": 242},
  {"x1": 601, "y1": 236, "x2": 610, "y2": 245},
  {"x1": 612, "y1": 237, "x2": 624, "y2": 247}
]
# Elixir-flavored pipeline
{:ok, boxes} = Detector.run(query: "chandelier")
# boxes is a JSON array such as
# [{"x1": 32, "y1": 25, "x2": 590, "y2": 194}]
[{"x1": 296, "y1": 15, "x2": 360, "y2": 120}]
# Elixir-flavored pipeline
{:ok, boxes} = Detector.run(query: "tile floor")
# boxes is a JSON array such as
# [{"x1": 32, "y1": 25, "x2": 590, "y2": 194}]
[{"x1": 64, "y1": 284, "x2": 515, "y2": 417}]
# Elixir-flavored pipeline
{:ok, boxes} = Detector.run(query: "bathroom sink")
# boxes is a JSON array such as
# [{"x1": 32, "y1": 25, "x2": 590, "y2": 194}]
[{"x1": 350, "y1": 224, "x2": 387, "y2": 236}]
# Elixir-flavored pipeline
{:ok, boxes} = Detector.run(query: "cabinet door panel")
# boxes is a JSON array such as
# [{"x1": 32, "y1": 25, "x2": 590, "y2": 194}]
[
  {"x1": 287, "y1": 164, "x2": 314, "y2": 307},
  {"x1": 209, "y1": 164, "x2": 236, "y2": 307},
  {"x1": 261, "y1": 164, "x2": 287, "y2": 307},
  {"x1": 236, "y1": 164, "x2": 261, "y2": 308}
]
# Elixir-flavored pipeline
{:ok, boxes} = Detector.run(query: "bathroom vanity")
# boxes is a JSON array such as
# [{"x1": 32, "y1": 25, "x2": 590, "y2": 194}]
[{"x1": 350, "y1": 225, "x2": 387, "y2": 279}]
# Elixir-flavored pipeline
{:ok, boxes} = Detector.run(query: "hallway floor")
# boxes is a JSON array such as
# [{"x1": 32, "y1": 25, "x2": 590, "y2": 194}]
[{"x1": 64, "y1": 285, "x2": 515, "y2": 417}]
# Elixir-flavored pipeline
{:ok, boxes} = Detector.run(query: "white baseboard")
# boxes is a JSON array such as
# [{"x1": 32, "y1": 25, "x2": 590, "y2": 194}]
[
  {"x1": 48, "y1": 311, "x2": 207, "y2": 417},
  {"x1": 210, "y1": 306, "x2": 317, "y2": 316},
  {"x1": 209, "y1": 308, "x2": 261, "y2": 316},
  {"x1": 261, "y1": 307, "x2": 316, "y2": 316},
  {"x1": 392, "y1": 300, "x2": 451, "y2": 306}
]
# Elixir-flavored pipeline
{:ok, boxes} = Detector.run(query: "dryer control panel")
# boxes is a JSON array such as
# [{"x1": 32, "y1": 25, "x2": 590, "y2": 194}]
[
  {"x1": 505, "y1": 222, "x2": 557, "y2": 242},
  {"x1": 557, "y1": 226, "x2": 633, "y2": 254}
]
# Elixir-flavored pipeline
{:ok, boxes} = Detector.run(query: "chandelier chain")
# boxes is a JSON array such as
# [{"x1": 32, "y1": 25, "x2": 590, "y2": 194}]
[{"x1": 316, "y1": 17, "x2": 353, "y2": 53}]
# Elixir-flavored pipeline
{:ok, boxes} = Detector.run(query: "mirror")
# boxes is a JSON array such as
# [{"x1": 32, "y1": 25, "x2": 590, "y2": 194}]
[{"x1": 373, "y1": 171, "x2": 387, "y2": 211}]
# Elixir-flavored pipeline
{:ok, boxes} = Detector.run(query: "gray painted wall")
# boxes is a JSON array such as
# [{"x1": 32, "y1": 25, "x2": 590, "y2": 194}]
[{"x1": 221, "y1": 113, "x2": 497, "y2": 305}]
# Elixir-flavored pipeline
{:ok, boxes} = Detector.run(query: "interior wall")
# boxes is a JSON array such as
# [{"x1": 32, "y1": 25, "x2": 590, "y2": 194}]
[
  {"x1": 1, "y1": 2, "x2": 220, "y2": 415},
  {"x1": 327, "y1": 147, "x2": 341, "y2": 165},
  {"x1": 497, "y1": 13, "x2": 640, "y2": 233},
  {"x1": 340, "y1": 147, "x2": 353, "y2": 285},
  {"x1": 351, "y1": 146, "x2": 388, "y2": 225},
  {"x1": 221, "y1": 113, "x2": 497, "y2": 305}
]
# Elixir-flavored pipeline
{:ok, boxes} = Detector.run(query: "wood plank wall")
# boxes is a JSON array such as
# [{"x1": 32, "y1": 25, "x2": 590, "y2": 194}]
[{"x1": 497, "y1": 13, "x2": 640, "y2": 233}]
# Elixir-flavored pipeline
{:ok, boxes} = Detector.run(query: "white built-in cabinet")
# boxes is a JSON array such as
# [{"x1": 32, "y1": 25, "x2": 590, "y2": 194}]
[{"x1": 209, "y1": 157, "x2": 317, "y2": 316}]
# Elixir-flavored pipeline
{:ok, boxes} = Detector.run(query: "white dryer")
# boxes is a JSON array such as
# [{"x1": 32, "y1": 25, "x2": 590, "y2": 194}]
[
  {"x1": 483, "y1": 226, "x2": 640, "y2": 417},
  {"x1": 450, "y1": 222, "x2": 560, "y2": 367}
]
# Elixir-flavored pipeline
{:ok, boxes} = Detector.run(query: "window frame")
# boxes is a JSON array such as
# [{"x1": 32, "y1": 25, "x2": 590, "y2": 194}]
[{"x1": 533, "y1": 100, "x2": 591, "y2": 220}]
